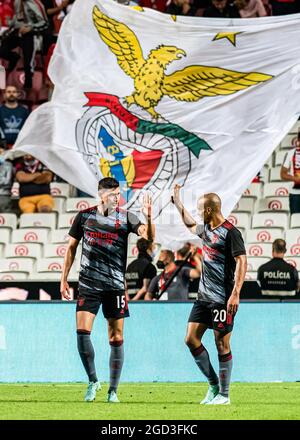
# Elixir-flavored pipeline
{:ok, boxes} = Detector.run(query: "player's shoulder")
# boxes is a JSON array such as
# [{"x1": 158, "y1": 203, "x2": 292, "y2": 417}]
[
  {"x1": 223, "y1": 220, "x2": 242, "y2": 235},
  {"x1": 79, "y1": 205, "x2": 98, "y2": 214}
]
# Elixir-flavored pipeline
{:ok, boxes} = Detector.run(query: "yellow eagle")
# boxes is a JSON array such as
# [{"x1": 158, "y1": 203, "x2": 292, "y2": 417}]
[{"x1": 93, "y1": 6, "x2": 272, "y2": 120}]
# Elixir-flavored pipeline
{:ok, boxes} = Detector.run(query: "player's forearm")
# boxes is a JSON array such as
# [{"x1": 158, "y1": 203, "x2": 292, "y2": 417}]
[
  {"x1": 174, "y1": 200, "x2": 197, "y2": 232},
  {"x1": 61, "y1": 247, "x2": 76, "y2": 282},
  {"x1": 146, "y1": 223, "x2": 155, "y2": 242},
  {"x1": 232, "y1": 256, "x2": 247, "y2": 295}
]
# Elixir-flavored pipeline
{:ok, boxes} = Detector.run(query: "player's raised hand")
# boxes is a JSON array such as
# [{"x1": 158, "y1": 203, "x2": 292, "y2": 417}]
[
  {"x1": 172, "y1": 184, "x2": 182, "y2": 205},
  {"x1": 141, "y1": 192, "x2": 153, "y2": 219},
  {"x1": 60, "y1": 280, "x2": 71, "y2": 301}
]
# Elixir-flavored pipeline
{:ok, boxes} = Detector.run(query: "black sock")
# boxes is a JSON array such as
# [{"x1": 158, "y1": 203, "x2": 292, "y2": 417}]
[
  {"x1": 218, "y1": 352, "x2": 233, "y2": 398},
  {"x1": 191, "y1": 345, "x2": 219, "y2": 386},
  {"x1": 108, "y1": 340, "x2": 124, "y2": 394},
  {"x1": 77, "y1": 330, "x2": 98, "y2": 383}
]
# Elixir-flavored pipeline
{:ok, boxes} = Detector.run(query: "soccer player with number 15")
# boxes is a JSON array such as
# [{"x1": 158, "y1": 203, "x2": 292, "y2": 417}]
[{"x1": 60, "y1": 177, "x2": 154, "y2": 403}]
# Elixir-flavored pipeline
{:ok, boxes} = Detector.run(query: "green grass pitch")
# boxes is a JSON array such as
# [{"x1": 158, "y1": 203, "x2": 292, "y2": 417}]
[{"x1": 0, "y1": 383, "x2": 299, "y2": 420}]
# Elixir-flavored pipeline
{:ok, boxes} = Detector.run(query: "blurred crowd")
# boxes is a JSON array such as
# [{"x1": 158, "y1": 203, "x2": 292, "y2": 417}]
[{"x1": 137, "y1": 0, "x2": 300, "y2": 16}]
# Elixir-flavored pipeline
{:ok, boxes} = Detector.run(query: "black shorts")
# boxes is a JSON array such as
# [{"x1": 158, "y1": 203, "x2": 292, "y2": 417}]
[
  {"x1": 76, "y1": 289, "x2": 129, "y2": 319},
  {"x1": 188, "y1": 301, "x2": 234, "y2": 334}
]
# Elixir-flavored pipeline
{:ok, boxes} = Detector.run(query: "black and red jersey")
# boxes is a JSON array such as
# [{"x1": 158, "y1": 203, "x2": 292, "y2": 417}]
[
  {"x1": 69, "y1": 206, "x2": 142, "y2": 293},
  {"x1": 196, "y1": 220, "x2": 246, "y2": 304}
]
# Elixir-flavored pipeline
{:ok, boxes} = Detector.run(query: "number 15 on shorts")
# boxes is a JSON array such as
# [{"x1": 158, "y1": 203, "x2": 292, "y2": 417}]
[{"x1": 117, "y1": 295, "x2": 126, "y2": 309}]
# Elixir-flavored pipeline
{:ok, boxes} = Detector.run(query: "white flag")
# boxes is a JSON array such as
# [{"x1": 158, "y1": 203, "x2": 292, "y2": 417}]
[{"x1": 10, "y1": 0, "x2": 300, "y2": 247}]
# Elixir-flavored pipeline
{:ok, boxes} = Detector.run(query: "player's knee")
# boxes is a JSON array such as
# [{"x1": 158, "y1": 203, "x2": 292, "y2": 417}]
[
  {"x1": 185, "y1": 335, "x2": 197, "y2": 350},
  {"x1": 215, "y1": 338, "x2": 230, "y2": 354},
  {"x1": 109, "y1": 332, "x2": 123, "y2": 344}
]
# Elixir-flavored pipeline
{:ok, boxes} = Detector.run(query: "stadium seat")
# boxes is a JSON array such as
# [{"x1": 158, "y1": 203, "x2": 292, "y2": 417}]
[
  {"x1": 58, "y1": 214, "x2": 76, "y2": 229},
  {"x1": 4, "y1": 243, "x2": 42, "y2": 259},
  {"x1": 36, "y1": 258, "x2": 64, "y2": 272},
  {"x1": 246, "y1": 243, "x2": 273, "y2": 258},
  {"x1": 0, "y1": 272, "x2": 28, "y2": 280},
  {"x1": 263, "y1": 182, "x2": 292, "y2": 198},
  {"x1": 0, "y1": 213, "x2": 17, "y2": 229},
  {"x1": 285, "y1": 229, "x2": 300, "y2": 257},
  {"x1": 252, "y1": 213, "x2": 289, "y2": 230},
  {"x1": 275, "y1": 150, "x2": 288, "y2": 166},
  {"x1": 0, "y1": 228, "x2": 11, "y2": 244},
  {"x1": 37, "y1": 86, "x2": 49, "y2": 104},
  {"x1": 19, "y1": 213, "x2": 57, "y2": 229},
  {"x1": 50, "y1": 183, "x2": 70, "y2": 198},
  {"x1": 51, "y1": 229, "x2": 70, "y2": 243},
  {"x1": 257, "y1": 197, "x2": 289, "y2": 213},
  {"x1": 11, "y1": 182, "x2": 20, "y2": 198},
  {"x1": 32, "y1": 70, "x2": 43, "y2": 93},
  {"x1": 247, "y1": 228, "x2": 283, "y2": 244},
  {"x1": 227, "y1": 213, "x2": 251, "y2": 230},
  {"x1": 269, "y1": 166, "x2": 282, "y2": 182},
  {"x1": 128, "y1": 233, "x2": 138, "y2": 245},
  {"x1": 0, "y1": 244, "x2": 4, "y2": 257},
  {"x1": 285, "y1": 257, "x2": 300, "y2": 271},
  {"x1": 280, "y1": 134, "x2": 297, "y2": 149},
  {"x1": 285, "y1": 229, "x2": 300, "y2": 244},
  {"x1": 246, "y1": 257, "x2": 269, "y2": 272},
  {"x1": 243, "y1": 183, "x2": 263, "y2": 199},
  {"x1": 12, "y1": 228, "x2": 50, "y2": 244},
  {"x1": 30, "y1": 272, "x2": 62, "y2": 281},
  {"x1": 128, "y1": 243, "x2": 139, "y2": 259},
  {"x1": 290, "y1": 214, "x2": 300, "y2": 229},
  {"x1": 43, "y1": 243, "x2": 68, "y2": 258},
  {"x1": 66, "y1": 198, "x2": 98, "y2": 212},
  {"x1": 0, "y1": 258, "x2": 35, "y2": 273},
  {"x1": 232, "y1": 197, "x2": 255, "y2": 213},
  {"x1": 53, "y1": 198, "x2": 66, "y2": 213}
]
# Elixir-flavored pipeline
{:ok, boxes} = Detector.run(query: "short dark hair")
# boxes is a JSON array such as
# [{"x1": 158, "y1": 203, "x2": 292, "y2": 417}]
[
  {"x1": 98, "y1": 177, "x2": 119, "y2": 191},
  {"x1": 177, "y1": 244, "x2": 191, "y2": 258},
  {"x1": 273, "y1": 239, "x2": 286, "y2": 254},
  {"x1": 137, "y1": 238, "x2": 152, "y2": 254}
]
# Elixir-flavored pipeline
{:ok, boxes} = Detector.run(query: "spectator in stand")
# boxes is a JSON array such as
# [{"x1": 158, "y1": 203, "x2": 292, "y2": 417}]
[
  {"x1": 0, "y1": 0, "x2": 48, "y2": 89},
  {"x1": 125, "y1": 238, "x2": 157, "y2": 300},
  {"x1": 175, "y1": 243, "x2": 201, "y2": 294},
  {"x1": 203, "y1": 0, "x2": 240, "y2": 17},
  {"x1": 41, "y1": 0, "x2": 69, "y2": 55},
  {"x1": 0, "y1": 145, "x2": 14, "y2": 212},
  {"x1": 165, "y1": 0, "x2": 198, "y2": 15},
  {"x1": 15, "y1": 154, "x2": 54, "y2": 213},
  {"x1": 145, "y1": 249, "x2": 201, "y2": 301},
  {"x1": 0, "y1": 85, "x2": 29, "y2": 149},
  {"x1": 257, "y1": 239, "x2": 299, "y2": 297},
  {"x1": 280, "y1": 132, "x2": 300, "y2": 214},
  {"x1": 235, "y1": 0, "x2": 267, "y2": 16},
  {"x1": 271, "y1": 0, "x2": 300, "y2": 15},
  {"x1": 138, "y1": 0, "x2": 168, "y2": 12}
]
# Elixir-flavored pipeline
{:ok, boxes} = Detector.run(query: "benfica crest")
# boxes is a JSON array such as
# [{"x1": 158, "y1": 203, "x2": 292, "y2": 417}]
[
  {"x1": 75, "y1": 5, "x2": 272, "y2": 214},
  {"x1": 75, "y1": 93, "x2": 210, "y2": 213}
]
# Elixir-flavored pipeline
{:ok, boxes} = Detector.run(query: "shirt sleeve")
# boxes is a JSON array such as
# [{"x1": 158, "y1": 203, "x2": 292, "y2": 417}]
[
  {"x1": 128, "y1": 211, "x2": 143, "y2": 235},
  {"x1": 68, "y1": 212, "x2": 84, "y2": 241},
  {"x1": 227, "y1": 228, "x2": 246, "y2": 258},
  {"x1": 147, "y1": 275, "x2": 159, "y2": 295},
  {"x1": 143, "y1": 263, "x2": 157, "y2": 280}
]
